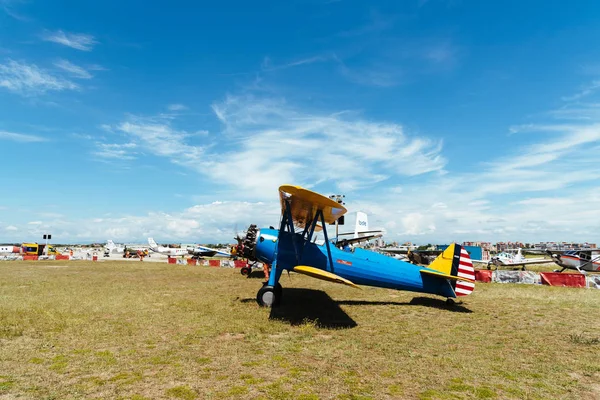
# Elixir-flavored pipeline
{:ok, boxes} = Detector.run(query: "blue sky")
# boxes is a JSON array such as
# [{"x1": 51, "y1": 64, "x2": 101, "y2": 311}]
[{"x1": 1, "y1": 0, "x2": 600, "y2": 244}]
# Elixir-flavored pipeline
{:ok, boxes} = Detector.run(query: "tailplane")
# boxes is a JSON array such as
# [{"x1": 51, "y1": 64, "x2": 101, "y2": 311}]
[
  {"x1": 106, "y1": 240, "x2": 115, "y2": 249},
  {"x1": 426, "y1": 244, "x2": 475, "y2": 296}
]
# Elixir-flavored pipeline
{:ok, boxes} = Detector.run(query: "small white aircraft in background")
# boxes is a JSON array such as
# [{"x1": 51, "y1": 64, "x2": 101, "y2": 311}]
[
  {"x1": 148, "y1": 238, "x2": 189, "y2": 257},
  {"x1": 106, "y1": 240, "x2": 149, "y2": 257},
  {"x1": 148, "y1": 238, "x2": 232, "y2": 258},
  {"x1": 480, "y1": 248, "x2": 554, "y2": 270},
  {"x1": 105, "y1": 240, "x2": 125, "y2": 255},
  {"x1": 188, "y1": 244, "x2": 232, "y2": 258},
  {"x1": 0, "y1": 245, "x2": 20, "y2": 254}
]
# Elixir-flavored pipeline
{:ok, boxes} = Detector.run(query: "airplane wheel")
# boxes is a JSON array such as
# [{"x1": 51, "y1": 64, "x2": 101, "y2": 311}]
[
  {"x1": 240, "y1": 266, "x2": 251, "y2": 276},
  {"x1": 446, "y1": 298, "x2": 456, "y2": 306},
  {"x1": 257, "y1": 285, "x2": 281, "y2": 307}
]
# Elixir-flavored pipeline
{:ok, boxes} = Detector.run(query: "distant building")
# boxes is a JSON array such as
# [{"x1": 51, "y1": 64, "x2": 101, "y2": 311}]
[
  {"x1": 463, "y1": 241, "x2": 492, "y2": 251},
  {"x1": 438, "y1": 244, "x2": 488, "y2": 261},
  {"x1": 533, "y1": 241, "x2": 597, "y2": 250}
]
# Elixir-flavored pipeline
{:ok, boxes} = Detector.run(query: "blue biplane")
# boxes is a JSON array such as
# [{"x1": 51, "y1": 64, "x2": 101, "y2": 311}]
[{"x1": 236, "y1": 185, "x2": 475, "y2": 307}]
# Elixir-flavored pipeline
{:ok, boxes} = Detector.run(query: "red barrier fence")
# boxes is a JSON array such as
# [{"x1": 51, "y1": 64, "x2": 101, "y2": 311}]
[
  {"x1": 187, "y1": 259, "x2": 197, "y2": 266},
  {"x1": 167, "y1": 257, "x2": 177, "y2": 264},
  {"x1": 55, "y1": 255, "x2": 70, "y2": 260},
  {"x1": 234, "y1": 260, "x2": 248, "y2": 268},
  {"x1": 475, "y1": 269, "x2": 493, "y2": 283},
  {"x1": 540, "y1": 272, "x2": 586, "y2": 288},
  {"x1": 23, "y1": 255, "x2": 38, "y2": 261},
  {"x1": 209, "y1": 260, "x2": 220, "y2": 267}
]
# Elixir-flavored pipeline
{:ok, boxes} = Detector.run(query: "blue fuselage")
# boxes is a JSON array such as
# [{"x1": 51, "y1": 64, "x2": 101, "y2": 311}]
[{"x1": 253, "y1": 229, "x2": 456, "y2": 298}]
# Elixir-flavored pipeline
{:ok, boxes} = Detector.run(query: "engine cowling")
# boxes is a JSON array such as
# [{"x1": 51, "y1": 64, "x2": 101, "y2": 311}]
[{"x1": 237, "y1": 224, "x2": 259, "y2": 261}]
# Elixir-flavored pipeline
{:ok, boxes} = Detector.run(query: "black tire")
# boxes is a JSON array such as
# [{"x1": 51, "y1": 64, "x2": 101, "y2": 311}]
[
  {"x1": 446, "y1": 298, "x2": 456, "y2": 306},
  {"x1": 240, "y1": 266, "x2": 251, "y2": 276},
  {"x1": 256, "y1": 285, "x2": 281, "y2": 307}
]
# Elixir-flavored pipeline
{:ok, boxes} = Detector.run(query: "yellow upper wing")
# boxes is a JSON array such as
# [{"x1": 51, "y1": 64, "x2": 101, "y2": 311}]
[{"x1": 279, "y1": 185, "x2": 347, "y2": 228}]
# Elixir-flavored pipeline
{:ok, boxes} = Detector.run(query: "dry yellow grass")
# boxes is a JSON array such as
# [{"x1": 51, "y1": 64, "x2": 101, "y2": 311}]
[{"x1": 1, "y1": 260, "x2": 599, "y2": 399}]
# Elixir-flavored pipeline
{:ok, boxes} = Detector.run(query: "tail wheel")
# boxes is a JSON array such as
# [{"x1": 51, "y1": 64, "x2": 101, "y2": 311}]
[{"x1": 240, "y1": 266, "x2": 251, "y2": 276}]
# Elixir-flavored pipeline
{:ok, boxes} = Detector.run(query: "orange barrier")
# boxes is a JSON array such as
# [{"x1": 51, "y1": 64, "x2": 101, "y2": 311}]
[
  {"x1": 55, "y1": 255, "x2": 70, "y2": 260},
  {"x1": 209, "y1": 260, "x2": 220, "y2": 267},
  {"x1": 540, "y1": 272, "x2": 586, "y2": 288},
  {"x1": 23, "y1": 255, "x2": 38, "y2": 261},
  {"x1": 167, "y1": 257, "x2": 177, "y2": 264},
  {"x1": 187, "y1": 259, "x2": 197, "y2": 266},
  {"x1": 234, "y1": 260, "x2": 248, "y2": 268},
  {"x1": 475, "y1": 269, "x2": 493, "y2": 283}
]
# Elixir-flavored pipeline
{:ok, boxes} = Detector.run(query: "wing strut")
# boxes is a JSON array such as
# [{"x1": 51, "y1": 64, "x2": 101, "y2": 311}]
[
  {"x1": 318, "y1": 209, "x2": 335, "y2": 273},
  {"x1": 280, "y1": 198, "x2": 302, "y2": 265}
]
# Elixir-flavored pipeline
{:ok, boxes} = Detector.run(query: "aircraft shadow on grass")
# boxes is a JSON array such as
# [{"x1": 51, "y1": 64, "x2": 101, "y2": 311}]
[
  {"x1": 239, "y1": 290, "x2": 472, "y2": 329},
  {"x1": 246, "y1": 270, "x2": 267, "y2": 279},
  {"x1": 336, "y1": 296, "x2": 473, "y2": 314},
  {"x1": 240, "y1": 288, "x2": 357, "y2": 329}
]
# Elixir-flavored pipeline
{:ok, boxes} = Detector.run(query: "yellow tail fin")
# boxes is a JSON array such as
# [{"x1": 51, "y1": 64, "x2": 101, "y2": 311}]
[
  {"x1": 427, "y1": 244, "x2": 457, "y2": 275},
  {"x1": 425, "y1": 244, "x2": 476, "y2": 297}
]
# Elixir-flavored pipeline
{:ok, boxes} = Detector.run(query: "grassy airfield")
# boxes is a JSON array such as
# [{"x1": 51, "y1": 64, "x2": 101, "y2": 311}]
[{"x1": 1, "y1": 261, "x2": 599, "y2": 400}]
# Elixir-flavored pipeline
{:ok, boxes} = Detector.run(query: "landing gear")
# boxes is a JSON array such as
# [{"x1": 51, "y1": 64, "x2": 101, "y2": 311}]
[
  {"x1": 446, "y1": 298, "x2": 456, "y2": 306},
  {"x1": 256, "y1": 283, "x2": 283, "y2": 307},
  {"x1": 240, "y1": 266, "x2": 251, "y2": 276}
]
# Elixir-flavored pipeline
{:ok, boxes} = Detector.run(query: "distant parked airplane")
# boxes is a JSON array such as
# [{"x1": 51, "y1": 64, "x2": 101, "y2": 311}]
[
  {"x1": 148, "y1": 238, "x2": 189, "y2": 257},
  {"x1": 104, "y1": 240, "x2": 124, "y2": 255},
  {"x1": 546, "y1": 250, "x2": 600, "y2": 274},
  {"x1": 105, "y1": 240, "x2": 148, "y2": 257},
  {"x1": 0, "y1": 245, "x2": 20, "y2": 254},
  {"x1": 188, "y1": 244, "x2": 232, "y2": 258},
  {"x1": 475, "y1": 248, "x2": 553, "y2": 270}
]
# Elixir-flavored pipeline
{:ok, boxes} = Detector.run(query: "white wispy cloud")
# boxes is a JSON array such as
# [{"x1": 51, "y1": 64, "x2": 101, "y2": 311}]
[
  {"x1": 561, "y1": 80, "x2": 600, "y2": 102},
  {"x1": 1, "y1": 201, "x2": 279, "y2": 243},
  {"x1": 107, "y1": 94, "x2": 445, "y2": 200},
  {"x1": 42, "y1": 30, "x2": 97, "y2": 51},
  {"x1": 27, "y1": 78, "x2": 600, "y2": 243},
  {"x1": 0, "y1": 59, "x2": 78, "y2": 96},
  {"x1": 337, "y1": 61, "x2": 402, "y2": 87},
  {"x1": 92, "y1": 142, "x2": 138, "y2": 160},
  {"x1": 208, "y1": 95, "x2": 445, "y2": 196},
  {"x1": 116, "y1": 115, "x2": 204, "y2": 163},
  {"x1": 261, "y1": 55, "x2": 329, "y2": 72},
  {"x1": 53, "y1": 59, "x2": 92, "y2": 79},
  {"x1": 1, "y1": 0, "x2": 29, "y2": 21},
  {"x1": 167, "y1": 103, "x2": 188, "y2": 111},
  {"x1": 0, "y1": 131, "x2": 47, "y2": 142},
  {"x1": 5, "y1": 225, "x2": 18, "y2": 231}
]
